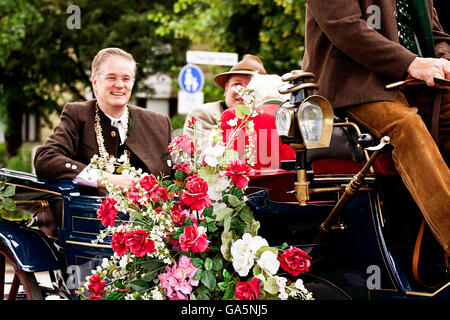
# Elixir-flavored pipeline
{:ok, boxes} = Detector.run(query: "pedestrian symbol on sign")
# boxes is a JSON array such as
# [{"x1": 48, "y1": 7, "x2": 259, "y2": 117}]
[{"x1": 178, "y1": 64, "x2": 204, "y2": 94}]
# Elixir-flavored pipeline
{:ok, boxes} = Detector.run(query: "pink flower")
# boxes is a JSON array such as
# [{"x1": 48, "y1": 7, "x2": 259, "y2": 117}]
[
  {"x1": 97, "y1": 196, "x2": 118, "y2": 226},
  {"x1": 124, "y1": 230, "x2": 156, "y2": 257},
  {"x1": 224, "y1": 160, "x2": 255, "y2": 189},
  {"x1": 158, "y1": 255, "x2": 199, "y2": 300},
  {"x1": 179, "y1": 224, "x2": 209, "y2": 253},
  {"x1": 88, "y1": 273, "x2": 106, "y2": 297},
  {"x1": 169, "y1": 135, "x2": 195, "y2": 155},
  {"x1": 180, "y1": 176, "x2": 211, "y2": 211},
  {"x1": 111, "y1": 231, "x2": 127, "y2": 257}
]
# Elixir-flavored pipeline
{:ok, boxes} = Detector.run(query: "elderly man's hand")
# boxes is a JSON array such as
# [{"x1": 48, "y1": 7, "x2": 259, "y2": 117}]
[{"x1": 407, "y1": 57, "x2": 450, "y2": 86}]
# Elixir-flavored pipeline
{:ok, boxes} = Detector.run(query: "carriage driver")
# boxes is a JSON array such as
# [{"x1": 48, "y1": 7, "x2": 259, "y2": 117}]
[{"x1": 303, "y1": 0, "x2": 450, "y2": 256}]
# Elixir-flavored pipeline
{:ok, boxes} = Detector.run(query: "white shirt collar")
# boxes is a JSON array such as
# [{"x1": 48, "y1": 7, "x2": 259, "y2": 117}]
[{"x1": 105, "y1": 112, "x2": 128, "y2": 145}]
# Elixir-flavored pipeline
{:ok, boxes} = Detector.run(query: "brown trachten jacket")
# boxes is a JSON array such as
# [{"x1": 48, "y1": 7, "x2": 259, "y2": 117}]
[
  {"x1": 34, "y1": 100, "x2": 172, "y2": 181},
  {"x1": 303, "y1": 0, "x2": 450, "y2": 108}
]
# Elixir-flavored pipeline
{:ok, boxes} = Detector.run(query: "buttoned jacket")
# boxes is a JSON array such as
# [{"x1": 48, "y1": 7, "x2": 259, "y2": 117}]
[
  {"x1": 34, "y1": 99, "x2": 172, "y2": 181},
  {"x1": 303, "y1": 0, "x2": 450, "y2": 108}
]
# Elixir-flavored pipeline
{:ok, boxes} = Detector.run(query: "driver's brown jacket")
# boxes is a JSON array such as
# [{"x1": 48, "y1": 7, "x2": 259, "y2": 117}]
[{"x1": 303, "y1": 0, "x2": 450, "y2": 109}]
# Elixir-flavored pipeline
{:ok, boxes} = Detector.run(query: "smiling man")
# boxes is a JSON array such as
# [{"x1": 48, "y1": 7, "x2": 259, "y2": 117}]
[
  {"x1": 183, "y1": 54, "x2": 267, "y2": 151},
  {"x1": 34, "y1": 48, "x2": 172, "y2": 192}
]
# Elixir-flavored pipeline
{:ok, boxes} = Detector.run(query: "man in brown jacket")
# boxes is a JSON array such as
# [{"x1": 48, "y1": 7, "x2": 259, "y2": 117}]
[
  {"x1": 34, "y1": 48, "x2": 172, "y2": 191},
  {"x1": 303, "y1": 0, "x2": 450, "y2": 256}
]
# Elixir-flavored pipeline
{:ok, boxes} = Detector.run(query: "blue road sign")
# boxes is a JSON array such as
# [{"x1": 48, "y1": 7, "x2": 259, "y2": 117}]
[{"x1": 178, "y1": 64, "x2": 205, "y2": 94}]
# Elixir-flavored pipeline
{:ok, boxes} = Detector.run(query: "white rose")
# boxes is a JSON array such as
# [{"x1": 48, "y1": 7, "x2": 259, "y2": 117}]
[{"x1": 257, "y1": 250, "x2": 280, "y2": 275}]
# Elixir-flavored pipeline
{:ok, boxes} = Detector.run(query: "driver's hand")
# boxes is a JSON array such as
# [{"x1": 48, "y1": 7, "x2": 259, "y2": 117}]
[{"x1": 407, "y1": 57, "x2": 450, "y2": 86}]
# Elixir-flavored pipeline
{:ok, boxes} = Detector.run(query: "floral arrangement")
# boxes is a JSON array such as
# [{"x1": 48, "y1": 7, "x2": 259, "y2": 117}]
[{"x1": 78, "y1": 86, "x2": 313, "y2": 301}]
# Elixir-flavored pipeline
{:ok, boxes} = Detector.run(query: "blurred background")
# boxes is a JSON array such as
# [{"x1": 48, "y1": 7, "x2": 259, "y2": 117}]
[{"x1": 0, "y1": 0, "x2": 448, "y2": 172}]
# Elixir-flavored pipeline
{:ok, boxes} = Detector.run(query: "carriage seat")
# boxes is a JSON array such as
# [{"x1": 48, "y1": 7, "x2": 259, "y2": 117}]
[{"x1": 220, "y1": 106, "x2": 397, "y2": 177}]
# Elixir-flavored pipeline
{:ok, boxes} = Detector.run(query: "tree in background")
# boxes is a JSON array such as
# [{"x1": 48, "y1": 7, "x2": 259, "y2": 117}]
[
  {"x1": 0, "y1": 0, "x2": 189, "y2": 158},
  {"x1": 149, "y1": 0, "x2": 307, "y2": 101}
]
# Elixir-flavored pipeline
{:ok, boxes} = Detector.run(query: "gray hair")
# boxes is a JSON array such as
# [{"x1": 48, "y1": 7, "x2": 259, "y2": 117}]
[{"x1": 91, "y1": 47, "x2": 136, "y2": 79}]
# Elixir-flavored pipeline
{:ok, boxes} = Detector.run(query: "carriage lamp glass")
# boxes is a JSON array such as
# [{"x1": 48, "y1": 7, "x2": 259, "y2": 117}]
[
  {"x1": 275, "y1": 105, "x2": 295, "y2": 137},
  {"x1": 297, "y1": 95, "x2": 334, "y2": 149},
  {"x1": 299, "y1": 101, "x2": 323, "y2": 142}
]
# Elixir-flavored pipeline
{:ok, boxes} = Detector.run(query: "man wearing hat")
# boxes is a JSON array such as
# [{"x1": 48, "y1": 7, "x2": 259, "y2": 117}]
[{"x1": 183, "y1": 54, "x2": 267, "y2": 151}]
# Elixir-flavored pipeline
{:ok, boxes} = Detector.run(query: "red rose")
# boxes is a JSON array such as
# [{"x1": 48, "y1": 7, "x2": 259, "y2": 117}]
[
  {"x1": 173, "y1": 162, "x2": 194, "y2": 175},
  {"x1": 126, "y1": 183, "x2": 142, "y2": 206},
  {"x1": 279, "y1": 247, "x2": 311, "y2": 276},
  {"x1": 234, "y1": 278, "x2": 263, "y2": 300},
  {"x1": 180, "y1": 176, "x2": 211, "y2": 211},
  {"x1": 88, "y1": 273, "x2": 106, "y2": 297},
  {"x1": 224, "y1": 160, "x2": 255, "y2": 189},
  {"x1": 124, "y1": 230, "x2": 156, "y2": 257},
  {"x1": 170, "y1": 204, "x2": 188, "y2": 227},
  {"x1": 111, "y1": 231, "x2": 127, "y2": 257},
  {"x1": 97, "y1": 196, "x2": 118, "y2": 226},
  {"x1": 150, "y1": 185, "x2": 169, "y2": 203},
  {"x1": 139, "y1": 174, "x2": 159, "y2": 192},
  {"x1": 179, "y1": 224, "x2": 209, "y2": 253}
]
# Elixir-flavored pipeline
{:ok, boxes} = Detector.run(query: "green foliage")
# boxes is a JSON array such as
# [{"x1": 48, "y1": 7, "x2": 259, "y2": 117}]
[
  {"x1": 6, "y1": 146, "x2": 32, "y2": 172},
  {"x1": 0, "y1": 0, "x2": 190, "y2": 157},
  {"x1": 149, "y1": 0, "x2": 306, "y2": 74},
  {"x1": 170, "y1": 113, "x2": 187, "y2": 131}
]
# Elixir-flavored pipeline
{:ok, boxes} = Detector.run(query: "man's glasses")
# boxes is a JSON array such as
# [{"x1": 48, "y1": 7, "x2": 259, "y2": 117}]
[{"x1": 97, "y1": 74, "x2": 135, "y2": 85}]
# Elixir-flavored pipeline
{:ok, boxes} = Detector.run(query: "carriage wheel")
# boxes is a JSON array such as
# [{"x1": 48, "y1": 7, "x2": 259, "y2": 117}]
[{"x1": 0, "y1": 241, "x2": 43, "y2": 300}]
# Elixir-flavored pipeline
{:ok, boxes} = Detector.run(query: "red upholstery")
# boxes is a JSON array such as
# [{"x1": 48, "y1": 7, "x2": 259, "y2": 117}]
[
  {"x1": 220, "y1": 104, "x2": 296, "y2": 169},
  {"x1": 311, "y1": 154, "x2": 398, "y2": 175}
]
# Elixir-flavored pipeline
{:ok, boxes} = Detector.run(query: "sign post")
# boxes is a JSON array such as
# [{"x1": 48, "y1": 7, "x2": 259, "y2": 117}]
[{"x1": 178, "y1": 64, "x2": 205, "y2": 114}]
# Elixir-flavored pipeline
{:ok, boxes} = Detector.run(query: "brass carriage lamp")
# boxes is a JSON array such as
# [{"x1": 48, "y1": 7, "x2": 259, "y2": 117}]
[{"x1": 276, "y1": 70, "x2": 334, "y2": 205}]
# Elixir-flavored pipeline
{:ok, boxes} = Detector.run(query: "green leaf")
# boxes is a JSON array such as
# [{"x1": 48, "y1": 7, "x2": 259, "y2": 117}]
[
  {"x1": 184, "y1": 217, "x2": 193, "y2": 226},
  {"x1": 223, "y1": 269, "x2": 232, "y2": 282},
  {"x1": 204, "y1": 258, "x2": 213, "y2": 270},
  {"x1": 203, "y1": 206, "x2": 213, "y2": 217},
  {"x1": 193, "y1": 270, "x2": 203, "y2": 281},
  {"x1": 174, "y1": 169, "x2": 184, "y2": 181},
  {"x1": 264, "y1": 277, "x2": 279, "y2": 295},
  {"x1": 207, "y1": 220, "x2": 218, "y2": 233},
  {"x1": 105, "y1": 290, "x2": 126, "y2": 300},
  {"x1": 2, "y1": 198, "x2": 16, "y2": 211},
  {"x1": 211, "y1": 256, "x2": 223, "y2": 272},
  {"x1": 200, "y1": 270, "x2": 216, "y2": 291},
  {"x1": 130, "y1": 280, "x2": 150, "y2": 292},
  {"x1": 239, "y1": 206, "x2": 254, "y2": 222},
  {"x1": 223, "y1": 282, "x2": 236, "y2": 300},
  {"x1": 215, "y1": 207, "x2": 233, "y2": 223},
  {"x1": 256, "y1": 246, "x2": 279, "y2": 258},
  {"x1": 218, "y1": 282, "x2": 228, "y2": 291},
  {"x1": 191, "y1": 257, "x2": 204, "y2": 269},
  {"x1": 161, "y1": 179, "x2": 173, "y2": 188},
  {"x1": 231, "y1": 187, "x2": 243, "y2": 199},
  {"x1": 225, "y1": 194, "x2": 241, "y2": 207},
  {"x1": 3, "y1": 185, "x2": 15, "y2": 197},
  {"x1": 235, "y1": 104, "x2": 251, "y2": 119},
  {"x1": 173, "y1": 226, "x2": 184, "y2": 240}
]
